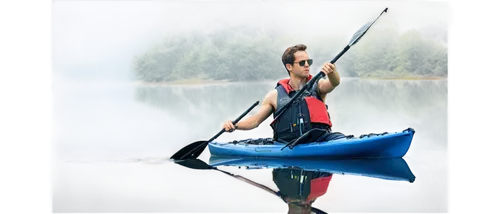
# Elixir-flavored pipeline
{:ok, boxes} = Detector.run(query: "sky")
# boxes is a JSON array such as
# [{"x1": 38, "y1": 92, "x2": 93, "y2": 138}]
[
  {"x1": 278, "y1": 0, "x2": 451, "y2": 29},
  {"x1": 50, "y1": 1, "x2": 166, "y2": 62},
  {"x1": 51, "y1": 0, "x2": 449, "y2": 83}
]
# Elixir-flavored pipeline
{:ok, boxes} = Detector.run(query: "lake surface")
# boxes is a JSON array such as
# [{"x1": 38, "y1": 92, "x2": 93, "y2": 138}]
[{"x1": 52, "y1": 78, "x2": 447, "y2": 213}]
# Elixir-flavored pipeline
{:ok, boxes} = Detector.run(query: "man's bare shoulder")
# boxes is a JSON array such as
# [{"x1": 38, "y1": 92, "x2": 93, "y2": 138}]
[
  {"x1": 263, "y1": 89, "x2": 278, "y2": 110},
  {"x1": 264, "y1": 89, "x2": 277, "y2": 100}
]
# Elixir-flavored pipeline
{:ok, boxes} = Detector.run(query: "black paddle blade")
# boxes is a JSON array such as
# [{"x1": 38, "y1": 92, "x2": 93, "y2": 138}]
[
  {"x1": 174, "y1": 159, "x2": 215, "y2": 170},
  {"x1": 170, "y1": 140, "x2": 208, "y2": 160}
]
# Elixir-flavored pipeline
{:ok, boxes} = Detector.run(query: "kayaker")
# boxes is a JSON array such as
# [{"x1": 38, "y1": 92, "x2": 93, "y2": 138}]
[{"x1": 222, "y1": 44, "x2": 345, "y2": 144}]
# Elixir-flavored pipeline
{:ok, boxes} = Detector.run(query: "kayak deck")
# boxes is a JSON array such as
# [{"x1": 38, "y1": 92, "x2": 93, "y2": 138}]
[{"x1": 208, "y1": 128, "x2": 415, "y2": 158}]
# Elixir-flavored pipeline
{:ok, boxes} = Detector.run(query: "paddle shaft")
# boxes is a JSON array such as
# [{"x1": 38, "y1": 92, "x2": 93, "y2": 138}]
[
  {"x1": 207, "y1": 100, "x2": 260, "y2": 142},
  {"x1": 270, "y1": 45, "x2": 351, "y2": 125},
  {"x1": 178, "y1": 101, "x2": 259, "y2": 159},
  {"x1": 221, "y1": 170, "x2": 280, "y2": 196}
]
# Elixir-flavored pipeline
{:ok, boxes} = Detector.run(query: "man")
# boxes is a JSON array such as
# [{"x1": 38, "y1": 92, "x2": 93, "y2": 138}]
[{"x1": 222, "y1": 44, "x2": 342, "y2": 143}]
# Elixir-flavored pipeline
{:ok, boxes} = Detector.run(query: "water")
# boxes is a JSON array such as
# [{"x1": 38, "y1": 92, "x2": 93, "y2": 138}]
[{"x1": 52, "y1": 79, "x2": 447, "y2": 212}]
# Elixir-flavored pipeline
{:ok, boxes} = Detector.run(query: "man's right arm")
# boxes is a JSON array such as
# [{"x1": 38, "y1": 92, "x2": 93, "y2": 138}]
[{"x1": 222, "y1": 90, "x2": 276, "y2": 132}]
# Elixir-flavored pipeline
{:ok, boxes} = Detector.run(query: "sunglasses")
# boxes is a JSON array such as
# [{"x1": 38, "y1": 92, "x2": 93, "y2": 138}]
[{"x1": 293, "y1": 59, "x2": 313, "y2": 66}]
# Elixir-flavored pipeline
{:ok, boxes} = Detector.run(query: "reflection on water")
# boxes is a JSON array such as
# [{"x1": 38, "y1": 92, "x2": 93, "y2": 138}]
[
  {"x1": 209, "y1": 157, "x2": 416, "y2": 183},
  {"x1": 56, "y1": 157, "x2": 422, "y2": 213},
  {"x1": 213, "y1": 157, "x2": 418, "y2": 213},
  {"x1": 135, "y1": 79, "x2": 447, "y2": 148},
  {"x1": 175, "y1": 158, "x2": 331, "y2": 213},
  {"x1": 55, "y1": 158, "x2": 288, "y2": 213},
  {"x1": 53, "y1": 79, "x2": 447, "y2": 212}
]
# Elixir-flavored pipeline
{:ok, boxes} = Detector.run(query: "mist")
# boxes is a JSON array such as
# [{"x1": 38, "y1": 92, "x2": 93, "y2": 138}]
[
  {"x1": 52, "y1": 0, "x2": 448, "y2": 84},
  {"x1": 283, "y1": 0, "x2": 452, "y2": 30},
  {"x1": 50, "y1": 1, "x2": 166, "y2": 62},
  {"x1": 51, "y1": 0, "x2": 452, "y2": 62},
  {"x1": 161, "y1": 0, "x2": 453, "y2": 40}
]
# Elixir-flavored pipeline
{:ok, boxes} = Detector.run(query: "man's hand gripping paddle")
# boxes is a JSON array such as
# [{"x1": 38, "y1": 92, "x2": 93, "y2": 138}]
[{"x1": 170, "y1": 100, "x2": 260, "y2": 160}]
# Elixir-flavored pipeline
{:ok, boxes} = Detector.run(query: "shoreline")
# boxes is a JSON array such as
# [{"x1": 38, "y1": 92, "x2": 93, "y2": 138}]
[
  {"x1": 135, "y1": 76, "x2": 448, "y2": 85},
  {"x1": 134, "y1": 79, "x2": 231, "y2": 86},
  {"x1": 50, "y1": 76, "x2": 448, "y2": 89},
  {"x1": 359, "y1": 76, "x2": 448, "y2": 81}
]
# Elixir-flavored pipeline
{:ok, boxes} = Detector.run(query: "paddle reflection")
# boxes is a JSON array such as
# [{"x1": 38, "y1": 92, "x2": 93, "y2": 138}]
[{"x1": 174, "y1": 157, "x2": 415, "y2": 213}]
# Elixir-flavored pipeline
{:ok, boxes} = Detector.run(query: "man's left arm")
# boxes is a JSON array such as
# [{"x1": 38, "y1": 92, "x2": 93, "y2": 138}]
[{"x1": 317, "y1": 63, "x2": 340, "y2": 98}]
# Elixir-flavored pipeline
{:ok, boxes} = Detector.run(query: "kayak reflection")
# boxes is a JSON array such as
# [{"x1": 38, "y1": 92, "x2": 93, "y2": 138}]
[
  {"x1": 174, "y1": 157, "x2": 415, "y2": 213},
  {"x1": 209, "y1": 157, "x2": 416, "y2": 183}
]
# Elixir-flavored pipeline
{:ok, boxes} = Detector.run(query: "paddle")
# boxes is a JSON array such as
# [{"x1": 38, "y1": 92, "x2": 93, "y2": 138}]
[
  {"x1": 170, "y1": 101, "x2": 260, "y2": 160},
  {"x1": 273, "y1": 8, "x2": 389, "y2": 121}
]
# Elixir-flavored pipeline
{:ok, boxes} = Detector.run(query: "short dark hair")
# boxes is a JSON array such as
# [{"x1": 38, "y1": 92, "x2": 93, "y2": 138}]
[{"x1": 282, "y1": 44, "x2": 307, "y2": 74}]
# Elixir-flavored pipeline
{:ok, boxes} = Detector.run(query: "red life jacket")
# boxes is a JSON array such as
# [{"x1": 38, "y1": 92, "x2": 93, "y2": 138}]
[{"x1": 270, "y1": 76, "x2": 332, "y2": 143}]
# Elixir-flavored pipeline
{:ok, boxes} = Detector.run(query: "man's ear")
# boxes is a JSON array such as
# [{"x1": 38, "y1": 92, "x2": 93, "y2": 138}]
[{"x1": 286, "y1": 64, "x2": 292, "y2": 72}]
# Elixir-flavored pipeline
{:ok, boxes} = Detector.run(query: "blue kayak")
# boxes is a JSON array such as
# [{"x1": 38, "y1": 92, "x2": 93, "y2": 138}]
[
  {"x1": 209, "y1": 156, "x2": 416, "y2": 182},
  {"x1": 208, "y1": 128, "x2": 415, "y2": 159}
]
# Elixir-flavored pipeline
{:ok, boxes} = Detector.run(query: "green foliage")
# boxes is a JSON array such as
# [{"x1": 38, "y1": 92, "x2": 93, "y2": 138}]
[
  {"x1": 134, "y1": 25, "x2": 447, "y2": 82},
  {"x1": 338, "y1": 27, "x2": 394, "y2": 77}
]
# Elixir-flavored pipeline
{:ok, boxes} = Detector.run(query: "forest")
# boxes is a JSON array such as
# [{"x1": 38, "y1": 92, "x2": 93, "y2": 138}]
[{"x1": 133, "y1": 23, "x2": 447, "y2": 82}]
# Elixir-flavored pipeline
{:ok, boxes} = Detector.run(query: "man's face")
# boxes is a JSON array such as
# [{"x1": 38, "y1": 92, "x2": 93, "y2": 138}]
[{"x1": 289, "y1": 51, "x2": 311, "y2": 78}]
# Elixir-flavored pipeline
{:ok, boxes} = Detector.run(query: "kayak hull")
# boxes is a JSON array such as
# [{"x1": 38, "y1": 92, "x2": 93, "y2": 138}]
[
  {"x1": 209, "y1": 156, "x2": 416, "y2": 182},
  {"x1": 208, "y1": 128, "x2": 415, "y2": 159}
]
